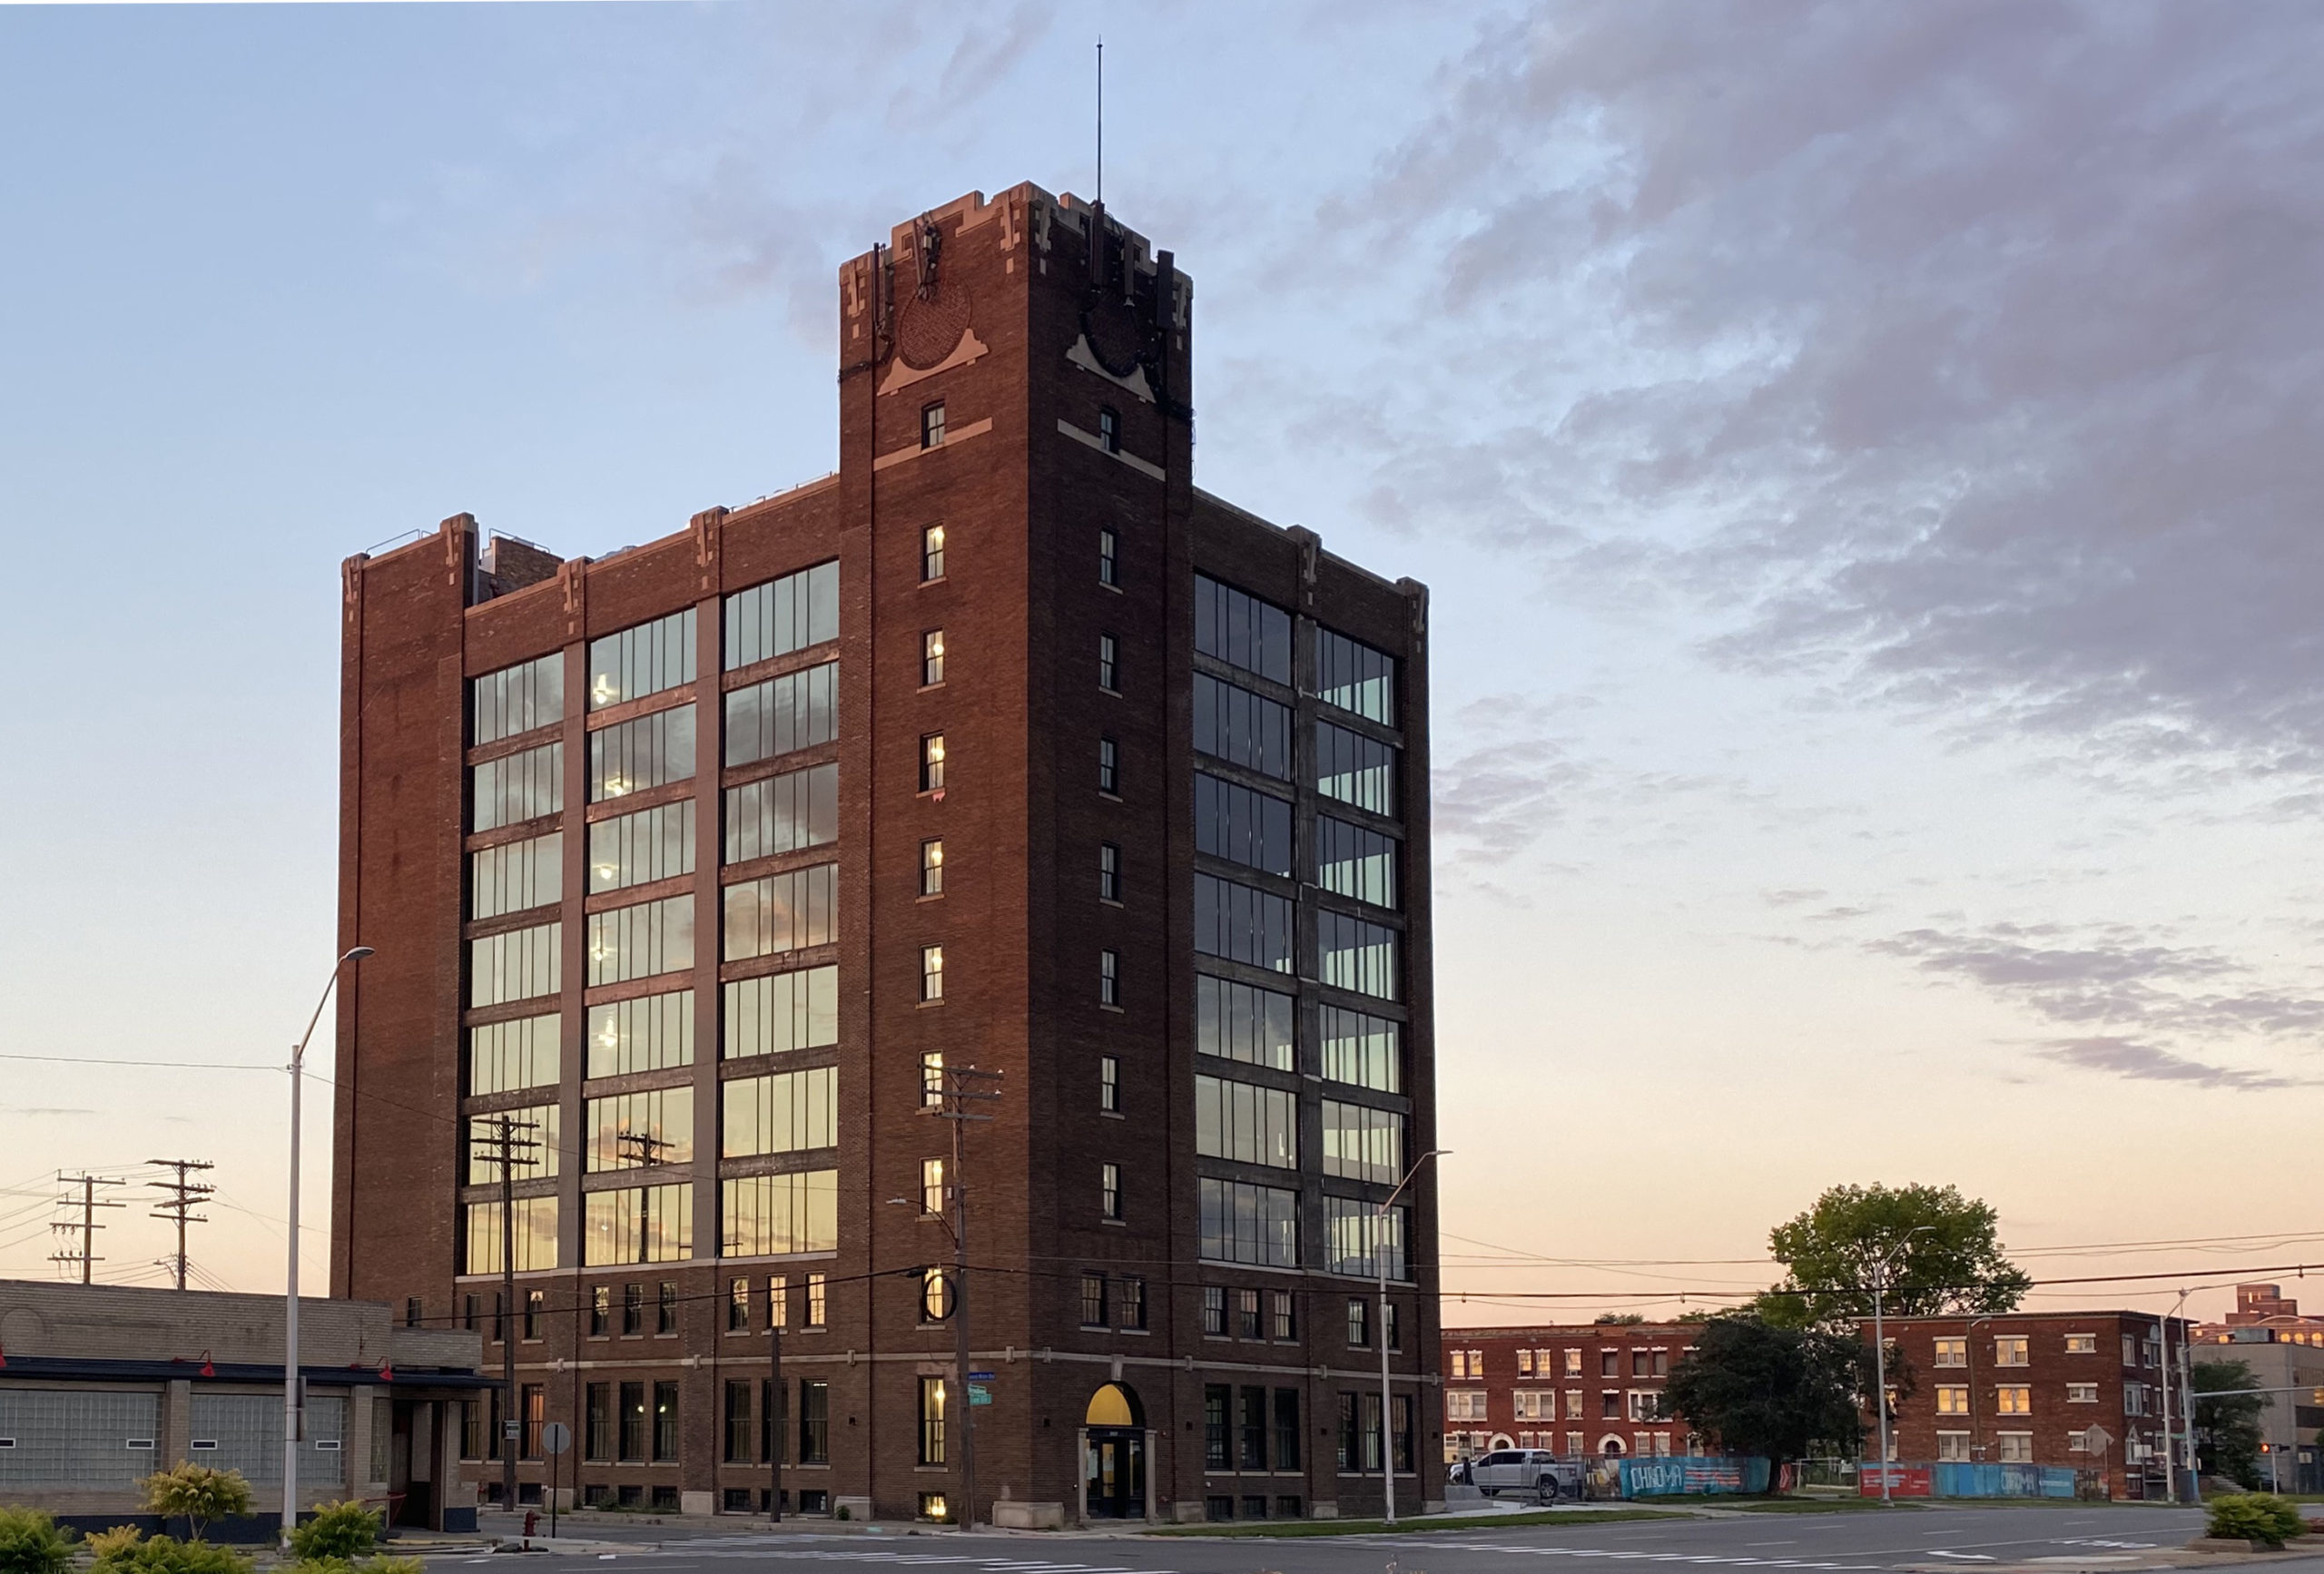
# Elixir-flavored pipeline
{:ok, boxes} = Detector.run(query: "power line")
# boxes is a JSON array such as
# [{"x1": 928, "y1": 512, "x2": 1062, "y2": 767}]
[
  {"x1": 147, "y1": 1159, "x2": 216, "y2": 1293},
  {"x1": 49, "y1": 1173, "x2": 126, "y2": 1284}
]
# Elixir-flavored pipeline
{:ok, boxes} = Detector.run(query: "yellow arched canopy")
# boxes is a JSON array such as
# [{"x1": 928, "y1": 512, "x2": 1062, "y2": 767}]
[{"x1": 1084, "y1": 1382, "x2": 1137, "y2": 1427}]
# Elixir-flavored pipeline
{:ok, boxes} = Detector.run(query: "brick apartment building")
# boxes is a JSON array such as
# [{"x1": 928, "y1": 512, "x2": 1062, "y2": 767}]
[
  {"x1": 1440, "y1": 1323, "x2": 1705, "y2": 1462},
  {"x1": 332, "y1": 182, "x2": 1439, "y2": 1527}
]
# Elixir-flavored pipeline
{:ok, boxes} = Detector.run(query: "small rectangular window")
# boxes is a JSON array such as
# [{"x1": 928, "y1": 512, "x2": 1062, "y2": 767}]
[
  {"x1": 1098, "y1": 736, "x2": 1118, "y2": 795},
  {"x1": 1098, "y1": 407, "x2": 1120, "y2": 452},
  {"x1": 622, "y1": 1284, "x2": 644, "y2": 1336},
  {"x1": 1098, "y1": 527, "x2": 1118, "y2": 586},
  {"x1": 1117, "y1": 1275, "x2": 1147, "y2": 1331},
  {"x1": 1347, "y1": 1297, "x2": 1370, "y2": 1349},
  {"x1": 727, "y1": 1278, "x2": 750, "y2": 1333},
  {"x1": 917, "y1": 1376, "x2": 947, "y2": 1465},
  {"x1": 921, "y1": 402, "x2": 946, "y2": 448},
  {"x1": 1080, "y1": 1274, "x2": 1108, "y2": 1328},
  {"x1": 1101, "y1": 1161, "x2": 1121, "y2": 1220},
  {"x1": 921, "y1": 838, "x2": 944, "y2": 896},
  {"x1": 921, "y1": 1265, "x2": 951, "y2": 1322},
  {"x1": 921, "y1": 944, "x2": 944, "y2": 1002},
  {"x1": 921, "y1": 525, "x2": 946, "y2": 582},
  {"x1": 657, "y1": 1282, "x2": 678, "y2": 1334},
  {"x1": 1236, "y1": 1287, "x2": 1263, "y2": 1341},
  {"x1": 525, "y1": 1289, "x2": 544, "y2": 1341},
  {"x1": 1098, "y1": 634, "x2": 1118, "y2": 693},
  {"x1": 920, "y1": 733, "x2": 946, "y2": 792},
  {"x1": 1098, "y1": 1055, "x2": 1118, "y2": 1112},
  {"x1": 921, "y1": 1157, "x2": 945, "y2": 1215},
  {"x1": 921, "y1": 629, "x2": 945, "y2": 686},
  {"x1": 1202, "y1": 1284, "x2": 1226, "y2": 1336},
  {"x1": 1098, "y1": 949, "x2": 1118, "y2": 1007},
  {"x1": 1098, "y1": 842, "x2": 1120, "y2": 901},
  {"x1": 921, "y1": 1050, "x2": 944, "y2": 1108},
  {"x1": 1271, "y1": 1290, "x2": 1295, "y2": 1341},
  {"x1": 805, "y1": 1272, "x2": 827, "y2": 1328},
  {"x1": 589, "y1": 1286, "x2": 610, "y2": 1337}
]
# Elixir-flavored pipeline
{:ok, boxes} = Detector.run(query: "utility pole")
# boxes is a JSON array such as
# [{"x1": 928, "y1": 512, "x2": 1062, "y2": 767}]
[
  {"x1": 50, "y1": 1173, "x2": 125, "y2": 1284},
  {"x1": 767, "y1": 1274, "x2": 784, "y2": 1523},
  {"x1": 919, "y1": 1064, "x2": 1000, "y2": 1530},
  {"x1": 478, "y1": 1114, "x2": 542, "y2": 1517},
  {"x1": 147, "y1": 1159, "x2": 216, "y2": 1292}
]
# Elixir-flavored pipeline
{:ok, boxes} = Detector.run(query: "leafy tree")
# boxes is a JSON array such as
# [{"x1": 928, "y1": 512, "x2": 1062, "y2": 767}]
[
  {"x1": 140, "y1": 1461, "x2": 253, "y2": 1541},
  {"x1": 1664, "y1": 1313, "x2": 1871, "y2": 1477},
  {"x1": 287, "y1": 1502, "x2": 382, "y2": 1564},
  {"x1": 1594, "y1": 1313, "x2": 1646, "y2": 1325},
  {"x1": 1761, "y1": 1184, "x2": 2033, "y2": 1330},
  {"x1": 0, "y1": 1506, "x2": 76, "y2": 1574},
  {"x1": 2192, "y1": 1359, "x2": 2268, "y2": 1487}
]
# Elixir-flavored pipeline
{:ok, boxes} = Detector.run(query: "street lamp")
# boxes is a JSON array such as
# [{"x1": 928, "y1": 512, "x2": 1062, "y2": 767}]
[
  {"x1": 1867, "y1": 1225, "x2": 1935, "y2": 1505},
  {"x1": 281, "y1": 946, "x2": 371, "y2": 1553},
  {"x1": 1378, "y1": 1148, "x2": 1447, "y2": 1528}
]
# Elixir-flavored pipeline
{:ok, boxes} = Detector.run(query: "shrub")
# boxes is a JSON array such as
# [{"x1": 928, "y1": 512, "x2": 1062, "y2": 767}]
[
  {"x1": 94, "y1": 1536, "x2": 254, "y2": 1574},
  {"x1": 2206, "y1": 1494, "x2": 2305, "y2": 1548},
  {"x1": 139, "y1": 1463, "x2": 253, "y2": 1541},
  {"x1": 83, "y1": 1527, "x2": 145, "y2": 1566},
  {"x1": 359, "y1": 1557, "x2": 422, "y2": 1574},
  {"x1": 288, "y1": 1502, "x2": 382, "y2": 1563},
  {"x1": 835, "y1": 1505, "x2": 851, "y2": 1522},
  {"x1": 0, "y1": 1507, "x2": 75, "y2": 1574}
]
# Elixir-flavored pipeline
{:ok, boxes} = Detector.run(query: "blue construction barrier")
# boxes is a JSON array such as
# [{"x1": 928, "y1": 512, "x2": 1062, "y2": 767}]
[
  {"x1": 1930, "y1": 1462, "x2": 2079, "y2": 1499},
  {"x1": 1618, "y1": 1455, "x2": 1772, "y2": 1496}
]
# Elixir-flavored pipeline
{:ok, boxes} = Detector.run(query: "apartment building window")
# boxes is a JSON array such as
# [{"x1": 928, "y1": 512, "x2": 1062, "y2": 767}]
[
  {"x1": 1193, "y1": 575, "x2": 1293, "y2": 684},
  {"x1": 585, "y1": 1383, "x2": 612, "y2": 1460},
  {"x1": 921, "y1": 944, "x2": 944, "y2": 1002},
  {"x1": 1237, "y1": 1386, "x2": 1267, "y2": 1470},
  {"x1": 804, "y1": 1272, "x2": 827, "y2": 1328},
  {"x1": 1935, "y1": 1385, "x2": 1969, "y2": 1414},
  {"x1": 1316, "y1": 721, "x2": 1398, "y2": 816},
  {"x1": 658, "y1": 1282, "x2": 678, "y2": 1334},
  {"x1": 405, "y1": 1297, "x2": 423, "y2": 1329},
  {"x1": 1236, "y1": 1288, "x2": 1263, "y2": 1341},
  {"x1": 918, "y1": 1377, "x2": 947, "y2": 1465},
  {"x1": 1203, "y1": 1285, "x2": 1227, "y2": 1337},
  {"x1": 769, "y1": 1275, "x2": 789, "y2": 1330},
  {"x1": 724, "y1": 560, "x2": 838, "y2": 667},
  {"x1": 1195, "y1": 1074, "x2": 1298, "y2": 1168},
  {"x1": 1195, "y1": 772, "x2": 1294, "y2": 875},
  {"x1": 921, "y1": 1157, "x2": 946, "y2": 1215},
  {"x1": 1517, "y1": 1350, "x2": 1534, "y2": 1377},
  {"x1": 1936, "y1": 1431, "x2": 1971, "y2": 1462},
  {"x1": 2065, "y1": 1333, "x2": 2097, "y2": 1354},
  {"x1": 1996, "y1": 1385, "x2": 2033, "y2": 1415},
  {"x1": 524, "y1": 1289, "x2": 543, "y2": 1341},
  {"x1": 920, "y1": 733, "x2": 946, "y2": 792},
  {"x1": 799, "y1": 1379, "x2": 830, "y2": 1463},
  {"x1": 921, "y1": 839, "x2": 944, "y2": 895},
  {"x1": 652, "y1": 1381, "x2": 680, "y2": 1461},
  {"x1": 1565, "y1": 1349, "x2": 1582, "y2": 1376},
  {"x1": 1200, "y1": 976, "x2": 1296, "y2": 1069},
  {"x1": 1996, "y1": 1432, "x2": 2034, "y2": 1462},
  {"x1": 617, "y1": 1382, "x2": 646, "y2": 1461},
  {"x1": 724, "y1": 1381, "x2": 753, "y2": 1463},
  {"x1": 590, "y1": 705, "x2": 695, "y2": 801},
  {"x1": 1201, "y1": 1385, "x2": 1232, "y2": 1470},
  {"x1": 1934, "y1": 1337, "x2": 1967, "y2": 1367},
  {"x1": 724, "y1": 661, "x2": 837, "y2": 768},
  {"x1": 1275, "y1": 1390, "x2": 1302, "y2": 1470},
  {"x1": 1386, "y1": 1301, "x2": 1402, "y2": 1352},
  {"x1": 1101, "y1": 1162, "x2": 1121, "y2": 1220},
  {"x1": 722, "y1": 967, "x2": 836, "y2": 1059},
  {"x1": 1315, "y1": 626, "x2": 1396, "y2": 724},
  {"x1": 588, "y1": 610, "x2": 695, "y2": 711},
  {"x1": 490, "y1": 1292, "x2": 505, "y2": 1344},
  {"x1": 2066, "y1": 1382, "x2": 2099, "y2": 1403},
  {"x1": 1994, "y1": 1336, "x2": 2030, "y2": 1367},
  {"x1": 591, "y1": 802, "x2": 692, "y2": 893},
  {"x1": 1195, "y1": 873, "x2": 1295, "y2": 973},
  {"x1": 472, "y1": 830, "x2": 565, "y2": 918},
  {"x1": 1117, "y1": 1276, "x2": 1147, "y2": 1331},
  {"x1": 589, "y1": 1287, "x2": 610, "y2": 1337},
  {"x1": 1098, "y1": 527, "x2": 1118, "y2": 585},
  {"x1": 1271, "y1": 1290, "x2": 1295, "y2": 1341},
  {"x1": 1098, "y1": 634, "x2": 1118, "y2": 693},
  {"x1": 921, "y1": 401, "x2": 946, "y2": 448},
  {"x1": 1198, "y1": 1179, "x2": 1297, "y2": 1267},
  {"x1": 922, "y1": 1266, "x2": 952, "y2": 1323},
  {"x1": 921, "y1": 525, "x2": 946, "y2": 581},
  {"x1": 922, "y1": 1050, "x2": 945, "y2": 1107},
  {"x1": 1193, "y1": 673, "x2": 1293, "y2": 779},
  {"x1": 1099, "y1": 841, "x2": 1120, "y2": 901},
  {"x1": 584, "y1": 1087, "x2": 692, "y2": 1171},
  {"x1": 728, "y1": 1277, "x2": 751, "y2": 1333},
  {"x1": 473, "y1": 653, "x2": 565, "y2": 744},
  {"x1": 1316, "y1": 816, "x2": 1398, "y2": 909},
  {"x1": 724, "y1": 764, "x2": 835, "y2": 864},
  {"x1": 585, "y1": 895, "x2": 694, "y2": 986},
  {"x1": 1098, "y1": 736, "x2": 1118, "y2": 794},
  {"x1": 470, "y1": 743, "x2": 563, "y2": 833},
  {"x1": 1098, "y1": 1055, "x2": 1118, "y2": 1112},
  {"x1": 1347, "y1": 1298, "x2": 1370, "y2": 1348},
  {"x1": 622, "y1": 1284, "x2": 644, "y2": 1335},
  {"x1": 1317, "y1": 910, "x2": 1400, "y2": 1000},
  {"x1": 1080, "y1": 1274, "x2": 1108, "y2": 1328},
  {"x1": 921, "y1": 629, "x2": 945, "y2": 686},
  {"x1": 1098, "y1": 406, "x2": 1120, "y2": 453},
  {"x1": 1098, "y1": 949, "x2": 1118, "y2": 1006},
  {"x1": 1565, "y1": 1390, "x2": 1582, "y2": 1419}
]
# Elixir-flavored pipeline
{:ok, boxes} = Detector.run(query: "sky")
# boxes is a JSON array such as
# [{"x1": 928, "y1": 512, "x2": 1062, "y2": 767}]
[{"x1": 1, "y1": 1, "x2": 2319, "y2": 1327}]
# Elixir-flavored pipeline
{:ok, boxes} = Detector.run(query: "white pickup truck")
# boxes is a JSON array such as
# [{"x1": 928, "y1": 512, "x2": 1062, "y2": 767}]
[{"x1": 1460, "y1": 1449, "x2": 1588, "y2": 1501}]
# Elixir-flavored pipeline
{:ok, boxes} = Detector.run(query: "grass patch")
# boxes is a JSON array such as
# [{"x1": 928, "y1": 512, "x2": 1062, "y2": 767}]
[{"x1": 1147, "y1": 1509, "x2": 1684, "y2": 1538}]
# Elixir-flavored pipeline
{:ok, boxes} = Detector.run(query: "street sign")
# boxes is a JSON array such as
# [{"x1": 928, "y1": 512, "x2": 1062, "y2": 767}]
[
  {"x1": 967, "y1": 1383, "x2": 992, "y2": 1406},
  {"x1": 966, "y1": 1371, "x2": 995, "y2": 1382},
  {"x1": 542, "y1": 1421, "x2": 572, "y2": 1456},
  {"x1": 502, "y1": 1420, "x2": 521, "y2": 1441}
]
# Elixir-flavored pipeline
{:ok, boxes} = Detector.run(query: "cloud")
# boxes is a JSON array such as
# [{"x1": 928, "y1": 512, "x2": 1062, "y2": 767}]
[
  {"x1": 2036, "y1": 1036, "x2": 2309, "y2": 1091},
  {"x1": 1316, "y1": 1, "x2": 2324, "y2": 775},
  {"x1": 15, "y1": 1107, "x2": 94, "y2": 1117}
]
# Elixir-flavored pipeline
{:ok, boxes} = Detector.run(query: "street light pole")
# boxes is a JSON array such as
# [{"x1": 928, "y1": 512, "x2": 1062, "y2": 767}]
[
  {"x1": 1866, "y1": 1225, "x2": 1935, "y2": 1506},
  {"x1": 282, "y1": 946, "x2": 372, "y2": 1554},
  {"x1": 1378, "y1": 1148, "x2": 1448, "y2": 1528}
]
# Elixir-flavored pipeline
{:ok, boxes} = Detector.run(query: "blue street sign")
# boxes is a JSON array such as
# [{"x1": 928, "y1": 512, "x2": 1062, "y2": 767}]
[{"x1": 967, "y1": 1371, "x2": 996, "y2": 1382}]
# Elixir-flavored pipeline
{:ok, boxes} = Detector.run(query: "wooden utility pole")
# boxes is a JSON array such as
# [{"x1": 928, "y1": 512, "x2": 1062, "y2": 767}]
[
  {"x1": 476, "y1": 1115, "x2": 541, "y2": 1515},
  {"x1": 147, "y1": 1159, "x2": 216, "y2": 1291},
  {"x1": 50, "y1": 1173, "x2": 125, "y2": 1284},
  {"x1": 920, "y1": 1065, "x2": 1001, "y2": 1530}
]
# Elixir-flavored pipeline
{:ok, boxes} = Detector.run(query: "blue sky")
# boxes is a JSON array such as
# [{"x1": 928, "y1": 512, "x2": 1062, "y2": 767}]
[{"x1": 2, "y1": 2, "x2": 2319, "y2": 1323}]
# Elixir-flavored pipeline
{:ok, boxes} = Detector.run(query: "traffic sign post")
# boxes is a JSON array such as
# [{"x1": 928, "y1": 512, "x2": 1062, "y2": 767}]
[{"x1": 541, "y1": 1421, "x2": 571, "y2": 1540}]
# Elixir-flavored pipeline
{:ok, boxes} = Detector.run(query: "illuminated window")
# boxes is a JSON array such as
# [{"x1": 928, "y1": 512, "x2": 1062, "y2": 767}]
[
  {"x1": 921, "y1": 525, "x2": 945, "y2": 581},
  {"x1": 921, "y1": 838, "x2": 944, "y2": 896},
  {"x1": 921, "y1": 944, "x2": 944, "y2": 1002},
  {"x1": 921, "y1": 629, "x2": 945, "y2": 686},
  {"x1": 1101, "y1": 1162, "x2": 1121, "y2": 1220},
  {"x1": 921, "y1": 1157, "x2": 945, "y2": 1215},
  {"x1": 1935, "y1": 1386, "x2": 1970, "y2": 1414},
  {"x1": 1933, "y1": 1338, "x2": 1966, "y2": 1367},
  {"x1": 920, "y1": 733, "x2": 946, "y2": 792},
  {"x1": 1994, "y1": 1336, "x2": 2029, "y2": 1367},
  {"x1": 1996, "y1": 1385, "x2": 2032, "y2": 1415}
]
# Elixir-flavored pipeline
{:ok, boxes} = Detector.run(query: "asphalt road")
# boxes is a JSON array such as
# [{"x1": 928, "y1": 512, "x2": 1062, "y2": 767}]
[{"x1": 448, "y1": 1504, "x2": 2324, "y2": 1574}]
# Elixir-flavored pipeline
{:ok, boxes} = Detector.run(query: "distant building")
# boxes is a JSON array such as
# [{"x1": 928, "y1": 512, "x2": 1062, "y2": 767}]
[
  {"x1": 2194, "y1": 1284, "x2": 2324, "y2": 1493},
  {"x1": 2196, "y1": 1282, "x2": 2324, "y2": 1345},
  {"x1": 1438, "y1": 1322, "x2": 1705, "y2": 1461},
  {"x1": 0, "y1": 1280, "x2": 487, "y2": 1532}
]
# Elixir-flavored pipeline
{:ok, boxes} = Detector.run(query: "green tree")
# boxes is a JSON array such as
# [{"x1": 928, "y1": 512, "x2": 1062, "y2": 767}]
[
  {"x1": 0, "y1": 1506, "x2": 77, "y2": 1574},
  {"x1": 1760, "y1": 1184, "x2": 2033, "y2": 1330},
  {"x1": 286, "y1": 1502, "x2": 383, "y2": 1564},
  {"x1": 1663, "y1": 1313, "x2": 1871, "y2": 1478},
  {"x1": 140, "y1": 1461, "x2": 253, "y2": 1541},
  {"x1": 2192, "y1": 1359, "x2": 2268, "y2": 1487}
]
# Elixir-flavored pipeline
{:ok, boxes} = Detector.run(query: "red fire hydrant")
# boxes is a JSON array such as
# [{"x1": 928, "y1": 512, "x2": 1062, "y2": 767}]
[{"x1": 523, "y1": 1510, "x2": 540, "y2": 1540}]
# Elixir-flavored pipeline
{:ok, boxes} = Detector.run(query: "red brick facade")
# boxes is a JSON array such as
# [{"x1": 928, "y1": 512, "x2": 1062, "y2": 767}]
[
  {"x1": 332, "y1": 183, "x2": 1438, "y2": 1527},
  {"x1": 1439, "y1": 1323, "x2": 1705, "y2": 1461}
]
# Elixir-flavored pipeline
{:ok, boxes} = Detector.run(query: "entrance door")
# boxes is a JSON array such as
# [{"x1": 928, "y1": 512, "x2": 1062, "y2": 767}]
[{"x1": 1084, "y1": 1429, "x2": 1146, "y2": 1519}]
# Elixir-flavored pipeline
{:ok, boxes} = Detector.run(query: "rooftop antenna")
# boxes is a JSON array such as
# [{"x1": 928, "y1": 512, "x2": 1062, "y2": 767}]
[{"x1": 1095, "y1": 35, "x2": 1103, "y2": 209}]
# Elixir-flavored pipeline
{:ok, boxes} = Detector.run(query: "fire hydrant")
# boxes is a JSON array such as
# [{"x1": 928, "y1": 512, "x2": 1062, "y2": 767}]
[{"x1": 523, "y1": 1510, "x2": 540, "y2": 1540}]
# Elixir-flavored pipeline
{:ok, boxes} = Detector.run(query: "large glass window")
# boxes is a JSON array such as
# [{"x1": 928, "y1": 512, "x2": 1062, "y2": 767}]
[
  {"x1": 470, "y1": 922, "x2": 561, "y2": 1007},
  {"x1": 723, "y1": 966, "x2": 839, "y2": 1058},
  {"x1": 473, "y1": 654, "x2": 565, "y2": 745},
  {"x1": 1324, "y1": 1197, "x2": 1406, "y2": 1279},
  {"x1": 583, "y1": 1185, "x2": 693, "y2": 1265},
  {"x1": 1316, "y1": 723, "x2": 1397, "y2": 816},
  {"x1": 722, "y1": 1067, "x2": 839, "y2": 1156},
  {"x1": 471, "y1": 743, "x2": 563, "y2": 832},
  {"x1": 724, "y1": 562, "x2": 838, "y2": 668},
  {"x1": 464, "y1": 1196, "x2": 558, "y2": 1274},
  {"x1": 465, "y1": 1107, "x2": 560, "y2": 1183},
  {"x1": 585, "y1": 1087, "x2": 694, "y2": 1171},
  {"x1": 721, "y1": 1171, "x2": 839, "y2": 1256},
  {"x1": 723, "y1": 864, "x2": 837, "y2": 960},
  {"x1": 1198, "y1": 1178, "x2": 1299, "y2": 1268},
  {"x1": 724, "y1": 762, "x2": 837, "y2": 864},
  {"x1": 585, "y1": 990, "x2": 694, "y2": 1077},
  {"x1": 468, "y1": 1014, "x2": 559, "y2": 1096},
  {"x1": 1193, "y1": 575, "x2": 1292, "y2": 684},
  {"x1": 590, "y1": 706, "x2": 694, "y2": 801},
  {"x1": 1194, "y1": 774, "x2": 1293, "y2": 875},
  {"x1": 1316, "y1": 817, "x2": 1397, "y2": 909},
  {"x1": 1196, "y1": 976, "x2": 1295, "y2": 1070},
  {"x1": 1318, "y1": 910, "x2": 1400, "y2": 1000},
  {"x1": 1315, "y1": 627, "x2": 1395, "y2": 723},
  {"x1": 589, "y1": 802, "x2": 694, "y2": 892},
  {"x1": 586, "y1": 896, "x2": 694, "y2": 986},
  {"x1": 472, "y1": 831, "x2": 563, "y2": 919},
  {"x1": 725, "y1": 662, "x2": 837, "y2": 766},
  {"x1": 1194, "y1": 1076, "x2": 1299, "y2": 1168},
  {"x1": 589, "y1": 609, "x2": 695, "y2": 711},
  {"x1": 1193, "y1": 674, "x2": 1293, "y2": 779},
  {"x1": 1321, "y1": 1100, "x2": 1405, "y2": 1183},
  {"x1": 1320, "y1": 1006, "x2": 1400, "y2": 1093},
  {"x1": 1193, "y1": 874, "x2": 1293, "y2": 972}
]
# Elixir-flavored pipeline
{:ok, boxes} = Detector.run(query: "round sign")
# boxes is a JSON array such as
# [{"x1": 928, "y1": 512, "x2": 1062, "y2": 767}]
[{"x1": 541, "y1": 1421, "x2": 572, "y2": 1456}]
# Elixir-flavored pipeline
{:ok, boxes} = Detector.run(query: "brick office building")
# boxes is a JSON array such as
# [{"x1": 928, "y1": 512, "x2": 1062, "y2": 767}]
[
  {"x1": 1440, "y1": 1323, "x2": 1705, "y2": 1462},
  {"x1": 331, "y1": 182, "x2": 1439, "y2": 1527}
]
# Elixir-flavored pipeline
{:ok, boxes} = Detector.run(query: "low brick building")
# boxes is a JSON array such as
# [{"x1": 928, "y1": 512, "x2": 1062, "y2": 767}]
[
  {"x1": 1439, "y1": 1322, "x2": 1705, "y2": 1462},
  {"x1": 0, "y1": 1279, "x2": 488, "y2": 1533}
]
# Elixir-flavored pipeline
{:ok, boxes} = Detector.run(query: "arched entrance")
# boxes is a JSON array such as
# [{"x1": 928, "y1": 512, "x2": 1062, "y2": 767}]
[
  {"x1": 1083, "y1": 1382, "x2": 1147, "y2": 1520},
  {"x1": 1599, "y1": 1434, "x2": 1627, "y2": 1457}
]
